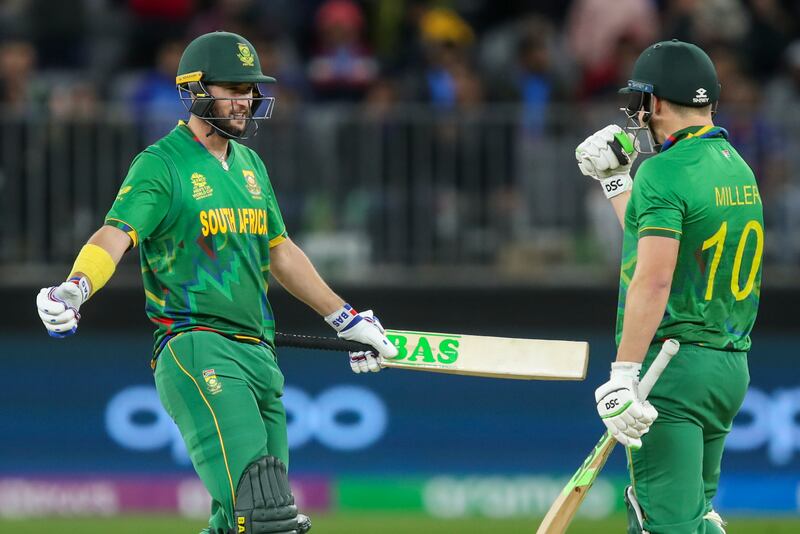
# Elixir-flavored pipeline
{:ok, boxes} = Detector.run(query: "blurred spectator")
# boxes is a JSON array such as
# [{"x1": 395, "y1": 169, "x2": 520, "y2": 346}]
[
  {"x1": 128, "y1": 0, "x2": 195, "y2": 68},
  {"x1": 744, "y1": 0, "x2": 796, "y2": 79},
  {"x1": 27, "y1": 0, "x2": 87, "y2": 68},
  {"x1": 763, "y1": 41, "x2": 800, "y2": 121},
  {"x1": 692, "y1": 0, "x2": 750, "y2": 45},
  {"x1": 252, "y1": 36, "x2": 309, "y2": 111},
  {"x1": 129, "y1": 39, "x2": 187, "y2": 142},
  {"x1": 130, "y1": 0, "x2": 193, "y2": 18},
  {"x1": 307, "y1": 0, "x2": 378, "y2": 101},
  {"x1": 188, "y1": 0, "x2": 261, "y2": 41},
  {"x1": 491, "y1": 18, "x2": 572, "y2": 138},
  {"x1": 586, "y1": 35, "x2": 645, "y2": 100},
  {"x1": 711, "y1": 47, "x2": 776, "y2": 175},
  {"x1": 566, "y1": 0, "x2": 658, "y2": 99},
  {"x1": 48, "y1": 81, "x2": 99, "y2": 120},
  {"x1": 763, "y1": 40, "x2": 800, "y2": 262},
  {"x1": 253, "y1": 0, "x2": 311, "y2": 40},
  {"x1": 661, "y1": 0, "x2": 698, "y2": 43},
  {"x1": 717, "y1": 78, "x2": 774, "y2": 176},
  {"x1": 405, "y1": 7, "x2": 481, "y2": 111},
  {"x1": 364, "y1": 78, "x2": 397, "y2": 120},
  {"x1": 0, "y1": 40, "x2": 46, "y2": 115},
  {"x1": 662, "y1": 0, "x2": 749, "y2": 47},
  {"x1": 0, "y1": 1, "x2": 31, "y2": 40}
]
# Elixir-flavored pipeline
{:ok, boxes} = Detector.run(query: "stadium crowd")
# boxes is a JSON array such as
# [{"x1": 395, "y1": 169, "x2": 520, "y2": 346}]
[
  {"x1": 1, "y1": 0, "x2": 799, "y2": 270},
  {"x1": 2, "y1": 1, "x2": 799, "y2": 115}
]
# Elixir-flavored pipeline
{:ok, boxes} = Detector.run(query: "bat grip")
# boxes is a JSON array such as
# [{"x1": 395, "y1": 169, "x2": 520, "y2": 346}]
[
  {"x1": 638, "y1": 339, "x2": 680, "y2": 400},
  {"x1": 274, "y1": 332, "x2": 373, "y2": 353},
  {"x1": 609, "y1": 134, "x2": 631, "y2": 165}
]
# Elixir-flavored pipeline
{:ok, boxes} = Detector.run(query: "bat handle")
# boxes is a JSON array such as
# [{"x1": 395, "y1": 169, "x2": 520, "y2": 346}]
[
  {"x1": 274, "y1": 332, "x2": 374, "y2": 353},
  {"x1": 638, "y1": 339, "x2": 680, "y2": 400}
]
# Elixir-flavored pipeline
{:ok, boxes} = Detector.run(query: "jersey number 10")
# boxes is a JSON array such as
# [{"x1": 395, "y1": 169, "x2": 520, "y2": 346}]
[{"x1": 701, "y1": 219, "x2": 764, "y2": 301}]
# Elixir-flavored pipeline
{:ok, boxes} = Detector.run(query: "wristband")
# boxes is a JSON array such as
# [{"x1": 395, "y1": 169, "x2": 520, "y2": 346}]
[
  {"x1": 610, "y1": 361, "x2": 641, "y2": 379},
  {"x1": 68, "y1": 244, "x2": 116, "y2": 299},
  {"x1": 600, "y1": 174, "x2": 633, "y2": 199},
  {"x1": 67, "y1": 276, "x2": 91, "y2": 304},
  {"x1": 324, "y1": 303, "x2": 361, "y2": 332}
]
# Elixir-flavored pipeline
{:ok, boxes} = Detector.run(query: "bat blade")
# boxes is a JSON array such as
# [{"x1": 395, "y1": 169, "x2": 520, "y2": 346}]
[
  {"x1": 536, "y1": 433, "x2": 616, "y2": 534},
  {"x1": 381, "y1": 330, "x2": 588, "y2": 380},
  {"x1": 274, "y1": 330, "x2": 589, "y2": 380},
  {"x1": 536, "y1": 340, "x2": 680, "y2": 532}
]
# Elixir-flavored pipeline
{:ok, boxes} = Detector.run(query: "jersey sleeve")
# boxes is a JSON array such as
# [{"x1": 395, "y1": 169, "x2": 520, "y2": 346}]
[
  {"x1": 104, "y1": 151, "x2": 172, "y2": 247},
  {"x1": 259, "y1": 160, "x2": 288, "y2": 248},
  {"x1": 631, "y1": 159, "x2": 686, "y2": 240}
]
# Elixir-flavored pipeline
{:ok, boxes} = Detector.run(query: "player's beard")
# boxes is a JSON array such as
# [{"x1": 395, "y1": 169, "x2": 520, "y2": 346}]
[{"x1": 208, "y1": 100, "x2": 250, "y2": 138}]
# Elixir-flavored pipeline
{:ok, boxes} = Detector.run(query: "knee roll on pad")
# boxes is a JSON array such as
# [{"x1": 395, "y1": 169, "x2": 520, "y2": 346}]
[{"x1": 233, "y1": 455, "x2": 300, "y2": 534}]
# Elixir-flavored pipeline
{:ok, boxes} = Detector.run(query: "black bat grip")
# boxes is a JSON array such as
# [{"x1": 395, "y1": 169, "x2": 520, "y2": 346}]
[
  {"x1": 608, "y1": 136, "x2": 631, "y2": 166},
  {"x1": 274, "y1": 332, "x2": 373, "y2": 353}
]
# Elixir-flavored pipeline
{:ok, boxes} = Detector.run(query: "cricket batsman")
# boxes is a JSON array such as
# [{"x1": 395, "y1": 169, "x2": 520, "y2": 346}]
[
  {"x1": 35, "y1": 31, "x2": 397, "y2": 534},
  {"x1": 575, "y1": 40, "x2": 763, "y2": 533}
]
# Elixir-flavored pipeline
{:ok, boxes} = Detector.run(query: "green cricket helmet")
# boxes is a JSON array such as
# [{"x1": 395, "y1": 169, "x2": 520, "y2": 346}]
[
  {"x1": 176, "y1": 31, "x2": 277, "y2": 139},
  {"x1": 619, "y1": 39, "x2": 720, "y2": 152}
]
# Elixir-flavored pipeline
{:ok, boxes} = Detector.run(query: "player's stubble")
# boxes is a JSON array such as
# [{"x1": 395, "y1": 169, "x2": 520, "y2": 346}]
[{"x1": 210, "y1": 97, "x2": 250, "y2": 138}]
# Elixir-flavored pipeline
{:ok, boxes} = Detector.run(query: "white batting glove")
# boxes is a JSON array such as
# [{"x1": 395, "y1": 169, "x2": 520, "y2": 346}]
[
  {"x1": 347, "y1": 310, "x2": 384, "y2": 374},
  {"x1": 576, "y1": 125, "x2": 638, "y2": 199},
  {"x1": 595, "y1": 362, "x2": 658, "y2": 449},
  {"x1": 349, "y1": 351, "x2": 382, "y2": 374},
  {"x1": 325, "y1": 304, "x2": 398, "y2": 359},
  {"x1": 36, "y1": 279, "x2": 89, "y2": 338}
]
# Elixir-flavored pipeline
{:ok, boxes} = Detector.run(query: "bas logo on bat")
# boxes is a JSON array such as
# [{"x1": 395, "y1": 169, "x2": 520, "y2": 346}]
[{"x1": 386, "y1": 333, "x2": 459, "y2": 365}]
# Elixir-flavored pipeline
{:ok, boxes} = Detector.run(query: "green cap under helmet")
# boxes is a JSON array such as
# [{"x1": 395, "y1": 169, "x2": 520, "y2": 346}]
[
  {"x1": 176, "y1": 31, "x2": 276, "y2": 85},
  {"x1": 619, "y1": 39, "x2": 720, "y2": 107}
]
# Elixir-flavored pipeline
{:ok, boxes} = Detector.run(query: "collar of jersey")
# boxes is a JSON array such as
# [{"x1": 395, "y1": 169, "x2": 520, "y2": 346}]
[
  {"x1": 660, "y1": 125, "x2": 729, "y2": 153},
  {"x1": 175, "y1": 120, "x2": 236, "y2": 168}
]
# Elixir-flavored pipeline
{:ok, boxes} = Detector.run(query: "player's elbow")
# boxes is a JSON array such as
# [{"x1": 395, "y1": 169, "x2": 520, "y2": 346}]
[{"x1": 634, "y1": 271, "x2": 673, "y2": 293}]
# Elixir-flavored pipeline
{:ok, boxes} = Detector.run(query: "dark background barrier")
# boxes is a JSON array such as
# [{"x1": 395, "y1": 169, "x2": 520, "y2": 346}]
[{"x1": 6, "y1": 283, "x2": 797, "y2": 333}]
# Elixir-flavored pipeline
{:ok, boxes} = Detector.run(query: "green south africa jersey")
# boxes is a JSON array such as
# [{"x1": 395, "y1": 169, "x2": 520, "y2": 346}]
[
  {"x1": 617, "y1": 126, "x2": 763, "y2": 351},
  {"x1": 105, "y1": 121, "x2": 287, "y2": 355}
]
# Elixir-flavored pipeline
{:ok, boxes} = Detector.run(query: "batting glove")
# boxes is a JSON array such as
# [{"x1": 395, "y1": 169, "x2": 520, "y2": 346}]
[
  {"x1": 36, "y1": 278, "x2": 89, "y2": 338},
  {"x1": 595, "y1": 362, "x2": 658, "y2": 449},
  {"x1": 576, "y1": 125, "x2": 638, "y2": 199},
  {"x1": 349, "y1": 351, "x2": 382, "y2": 373},
  {"x1": 325, "y1": 304, "x2": 398, "y2": 359},
  {"x1": 347, "y1": 310, "x2": 385, "y2": 374}
]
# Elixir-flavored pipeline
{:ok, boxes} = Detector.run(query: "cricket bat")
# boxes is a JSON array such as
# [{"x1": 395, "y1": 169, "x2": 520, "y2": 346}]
[
  {"x1": 536, "y1": 339, "x2": 680, "y2": 533},
  {"x1": 274, "y1": 330, "x2": 589, "y2": 380}
]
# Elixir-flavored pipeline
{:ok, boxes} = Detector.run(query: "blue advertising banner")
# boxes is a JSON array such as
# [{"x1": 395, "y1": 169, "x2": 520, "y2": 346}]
[{"x1": 2, "y1": 330, "x2": 798, "y2": 513}]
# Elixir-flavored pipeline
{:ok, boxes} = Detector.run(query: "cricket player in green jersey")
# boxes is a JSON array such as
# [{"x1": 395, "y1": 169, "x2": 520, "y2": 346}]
[
  {"x1": 35, "y1": 31, "x2": 398, "y2": 534},
  {"x1": 575, "y1": 40, "x2": 763, "y2": 533}
]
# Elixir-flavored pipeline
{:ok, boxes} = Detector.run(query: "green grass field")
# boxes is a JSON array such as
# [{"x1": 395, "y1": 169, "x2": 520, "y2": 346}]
[{"x1": 2, "y1": 513, "x2": 798, "y2": 533}]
